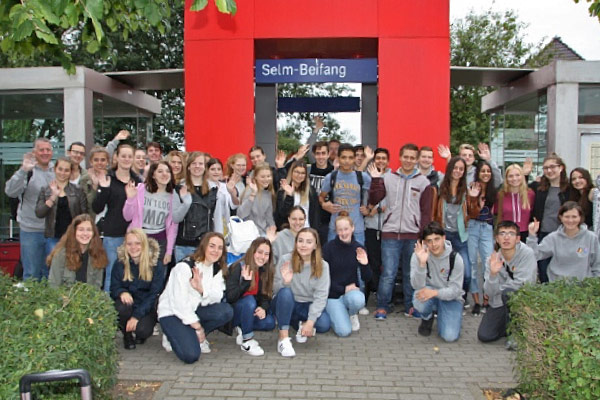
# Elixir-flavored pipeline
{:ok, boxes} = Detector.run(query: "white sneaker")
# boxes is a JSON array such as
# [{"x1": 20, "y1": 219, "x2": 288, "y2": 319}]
[
  {"x1": 241, "y1": 339, "x2": 264, "y2": 356},
  {"x1": 358, "y1": 307, "x2": 369, "y2": 316},
  {"x1": 277, "y1": 337, "x2": 296, "y2": 357},
  {"x1": 162, "y1": 334, "x2": 172, "y2": 352},
  {"x1": 153, "y1": 325, "x2": 160, "y2": 336},
  {"x1": 350, "y1": 314, "x2": 360, "y2": 332},
  {"x1": 199, "y1": 339, "x2": 211, "y2": 354},
  {"x1": 235, "y1": 327, "x2": 243, "y2": 346},
  {"x1": 295, "y1": 321, "x2": 315, "y2": 343}
]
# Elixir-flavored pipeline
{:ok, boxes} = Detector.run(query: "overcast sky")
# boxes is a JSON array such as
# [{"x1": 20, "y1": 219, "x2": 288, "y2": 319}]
[{"x1": 451, "y1": 0, "x2": 600, "y2": 60}]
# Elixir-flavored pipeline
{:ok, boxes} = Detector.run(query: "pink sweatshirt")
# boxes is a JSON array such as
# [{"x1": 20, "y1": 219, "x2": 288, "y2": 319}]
[
  {"x1": 495, "y1": 190, "x2": 535, "y2": 232},
  {"x1": 123, "y1": 183, "x2": 178, "y2": 254}
]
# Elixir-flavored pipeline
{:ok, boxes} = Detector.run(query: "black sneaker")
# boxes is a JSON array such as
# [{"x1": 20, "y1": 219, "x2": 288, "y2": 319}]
[
  {"x1": 123, "y1": 333, "x2": 136, "y2": 350},
  {"x1": 418, "y1": 317, "x2": 434, "y2": 336},
  {"x1": 471, "y1": 303, "x2": 481, "y2": 316}
]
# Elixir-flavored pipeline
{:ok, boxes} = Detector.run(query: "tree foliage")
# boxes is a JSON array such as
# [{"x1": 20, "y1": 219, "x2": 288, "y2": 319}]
[
  {"x1": 277, "y1": 83, "x2": 356, "y2": 154},
  {"x1": 450, "y1": 9, "x2": 545, "y2": 153},
  {"x1": 574, "y1": 0, "x2": 600, "y2": 21},
  {"x1": 0, "y1": 0, "x2": 235, "y2": 74}
]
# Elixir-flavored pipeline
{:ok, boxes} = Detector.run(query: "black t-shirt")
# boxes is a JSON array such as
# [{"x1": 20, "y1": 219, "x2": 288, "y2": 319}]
[
  {"x1": 76, "y1": 251, "x2": 89, "y2": 283},
  {"x1": 54, "y1": 196, "x2": 72, "y2": 238},
  {"x1": 309, "y1": 163, "x2": 335, "y2": 224}
]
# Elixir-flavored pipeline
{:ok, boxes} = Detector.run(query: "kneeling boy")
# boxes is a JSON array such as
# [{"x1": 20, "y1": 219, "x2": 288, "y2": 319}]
[
  {"x1": 478, "y1": 221, "x2": 537, "y2": 342},
  {"x1": 410, "y1": 222, "x2": 464, "y2": 342}
]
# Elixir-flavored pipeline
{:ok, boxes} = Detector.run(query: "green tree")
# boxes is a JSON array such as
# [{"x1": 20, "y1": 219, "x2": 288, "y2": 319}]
[
  {"x1": 0, "y1": 0, "x2": 235, "y2": 74},
  {"x1": 574, "y1": 0, "x2": 600, "y2": 21},
  {"x1": 450, "y1": 9, "x2": 544, "y2": 152},
  {"x1": 277, "y1": 83, "x2": 356, "y2": 154}
]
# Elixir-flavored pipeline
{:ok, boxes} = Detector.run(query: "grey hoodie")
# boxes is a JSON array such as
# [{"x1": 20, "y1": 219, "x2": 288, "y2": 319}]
[
  {"x1": 484, "y1": 243, "x2": 537, "y2": 308},
  {"x1": 410, "y1": 240, "x2": 464, "y2": 302},
  {"x1": 272, "y1": 228, "x2": 295, "y2": 265},
  {"x1": 527, "y1": 224, "x2": 600, "y2": 281},
  {"x1": 274, "y1": 253, "x2": 330, "y2": 322},
  {"x1": 237, "y1": 188, "x2": 275, "y2": 236},
  {"x1": 5, "y1": 164, "x2": 55, "y2": 232}
]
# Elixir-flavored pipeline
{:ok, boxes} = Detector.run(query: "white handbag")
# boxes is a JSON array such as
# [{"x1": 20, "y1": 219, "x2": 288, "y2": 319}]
[{"x1": 227, "y1": 216, "x2": 260, "y2": 255}]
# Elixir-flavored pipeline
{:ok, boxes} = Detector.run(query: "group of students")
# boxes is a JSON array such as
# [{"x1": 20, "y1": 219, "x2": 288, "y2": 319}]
[{"x1": 5, "y1": 131, "x2": 600, "y2": 363}]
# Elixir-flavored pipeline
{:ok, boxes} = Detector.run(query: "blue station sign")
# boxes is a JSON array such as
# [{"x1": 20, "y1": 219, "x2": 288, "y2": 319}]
[{"x1": 255, "y1": 58, "x2": 378, "y2": 84}]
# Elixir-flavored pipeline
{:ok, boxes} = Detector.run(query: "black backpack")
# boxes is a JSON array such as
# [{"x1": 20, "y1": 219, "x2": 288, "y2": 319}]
[
  {"x1": 426, "y1": 250, "x2": 457, "y2": 282},
  {"x1": 329, "y1": 170, "x2": 364, "y2": 206},
  {"x1": 8, "y1": 170, "x2": 33, "y2": 221},
  {"x1": 178, "y1": 186, "x2": 218, "y2": 241}
]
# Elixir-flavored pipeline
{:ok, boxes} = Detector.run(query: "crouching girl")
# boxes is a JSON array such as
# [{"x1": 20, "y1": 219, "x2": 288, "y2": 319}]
[
  {"x1": 157, "y1": 232, "x2": 233, "y2": 363},
  {"x1": 226, "y1": 237, "x2": 276, "y2": 356}
]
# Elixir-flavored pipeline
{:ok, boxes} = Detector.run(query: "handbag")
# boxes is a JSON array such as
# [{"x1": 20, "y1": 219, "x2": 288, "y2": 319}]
[{"x1": 227, "y1": 216, "x2": 260, "y2": 255}]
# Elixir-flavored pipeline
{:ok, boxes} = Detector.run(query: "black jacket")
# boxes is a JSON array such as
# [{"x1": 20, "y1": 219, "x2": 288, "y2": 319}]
[
  {"x1": 274, "y1": 187, "x2": 320, "y2": 230},
  {"x1": 225, "y1": 260, "x2": 271, "y2": 312}
]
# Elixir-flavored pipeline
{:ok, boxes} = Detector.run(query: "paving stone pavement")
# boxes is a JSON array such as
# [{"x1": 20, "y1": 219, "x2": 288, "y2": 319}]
[{"x1": 117, "y1": 306, "x2": 516, "y2": 400}]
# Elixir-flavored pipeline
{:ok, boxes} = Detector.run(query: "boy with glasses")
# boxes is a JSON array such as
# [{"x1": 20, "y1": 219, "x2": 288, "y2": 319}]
[{"x1": 477, "y1": 221, "x2": 537, "y2": 343}]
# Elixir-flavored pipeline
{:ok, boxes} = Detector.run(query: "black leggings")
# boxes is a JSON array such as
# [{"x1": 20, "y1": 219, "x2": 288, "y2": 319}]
[{"x1": 114, "y1": 297, "x2": 157, "y2": 340}]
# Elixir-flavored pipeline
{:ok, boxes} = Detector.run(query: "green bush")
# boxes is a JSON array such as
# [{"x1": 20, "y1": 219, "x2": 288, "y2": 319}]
[
  {"x1": 509, "y1": 278, "x2": 600, "y2": 399},
  {"x1": 0, "y1": 274, "x2": 118, "y2": 399}
]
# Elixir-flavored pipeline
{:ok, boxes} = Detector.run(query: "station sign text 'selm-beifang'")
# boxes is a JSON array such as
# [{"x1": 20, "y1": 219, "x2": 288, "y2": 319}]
[{"x1": 255, "y1": 58, "x2": 378, "y2": 84}]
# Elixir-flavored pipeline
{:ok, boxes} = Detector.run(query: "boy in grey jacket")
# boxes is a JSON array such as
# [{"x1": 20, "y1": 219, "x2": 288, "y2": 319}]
[
  {"x1": 478, "y1": 221, "x2": 537, "y2": 343},
  {"x1": 410, "y1": 222, "x2": 464, "y2": 342}
]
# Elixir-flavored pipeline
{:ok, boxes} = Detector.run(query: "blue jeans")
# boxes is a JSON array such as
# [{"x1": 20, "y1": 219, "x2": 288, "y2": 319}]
[
  {"x1": 467, "y1": 221, "x2": 494, "y2": 296},
  {"x1": 20, "y1": 230, "x2": 48, "y2": 280},
  {"x1": 103, "y1": 236, "x2": 124, "y2": 293},
  {"x1": 232, "y1": 295, "x2": 276, "y2": 339},
  {"x1": 377, "y1": 238, "x2": 417, "y2": 312},
  {"x1": 326, "y1": 290, "x2": 365, "y2": 337},
  {"x1": 44, "y1": 237, "x2": 60, "y2": 258},
  {"x1": 445, "y1": 231, "x2": 471, "y2": 294},
  {"x1": 175, "y1": 245, "x2": 197, "y2": 263},
  {"x1": 159, "y1": 302, "x2": 233, "y2": 364},
  {"x1": 412, "y1": 289, "x2": 463, "y2": 342},
  {"x1": 273, "y1": 287, "x2": 330, "y2": 333}
]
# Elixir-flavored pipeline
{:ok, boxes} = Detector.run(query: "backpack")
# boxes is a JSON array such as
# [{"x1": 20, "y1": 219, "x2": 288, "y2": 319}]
[
  {"x1": 8, "y1": 170, "x2": 33, "y2": 221},
  {"x1": 329, "y1": 170, "x2": 364, "y2": 206},
  {"x1": 426, "y1": 250, "x2": 457, "y2": 282},
  {"x1": 178, "y1": 186, "x2": 218, "y2": 242}
]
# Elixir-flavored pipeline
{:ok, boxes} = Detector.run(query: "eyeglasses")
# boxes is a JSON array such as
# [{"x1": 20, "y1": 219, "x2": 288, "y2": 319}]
[
  {"x1": 542, "y1": 164, "x2": 560, "y2": 172},
  {"x1": 70, "y1": 150, "x2": 85, "y2": 156},
  {"x1": 497, "y1": 231, "x2": 517, "y2": 237}
]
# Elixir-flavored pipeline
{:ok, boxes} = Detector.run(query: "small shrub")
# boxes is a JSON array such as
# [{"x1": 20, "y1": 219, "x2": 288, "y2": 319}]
[
  {"x1": 0, "y1": 274, "x2": 118, "y2": 399},
  {"x1": 509, "y1": 278, "x2": 600, "y2": 400}
]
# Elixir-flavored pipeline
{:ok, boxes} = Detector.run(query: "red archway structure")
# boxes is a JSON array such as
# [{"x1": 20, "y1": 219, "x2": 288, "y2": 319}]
[{"x1": 184, "y1": 0, "x2": 449, "y2": 169}]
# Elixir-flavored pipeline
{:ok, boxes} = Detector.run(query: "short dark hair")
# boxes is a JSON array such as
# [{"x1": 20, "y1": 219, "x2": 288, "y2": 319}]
[
  {"x1": 418, "y1": 146, "x2": 433, "y2": 155},
  {"x1": 146, "y1": 142, "x2": 162, "y2": 152},
  {"x1": 68, "y1": 141, "x2": 85, "y2": 151},
  {"x1": 249, "y1": 145, "x2": 265, "y2": 155},
  {"x1": 374, "y1": 148, "x2": 389, "y2": 158},
  {"x1": 312, "y1": 141, "x2": 329, "y2": 154},
  {"x1": 400, "y1": 143, "x2": 419, "y2": 156},
  {"x1": 328, "y1": 139, "x2": 340, "y2": 145},
  {"x1": 421, "y1": 221, "x2": 445, "y2": 240},
  {"x1": 354, "y1": 144, "x2": 365, "y2": 153},
  {"x1": 495, "y1": 221, "x2": 520, "y2": 236},
  {"x1": 558, "y1": 201, "x2": 584, "y2": 220},
  {"x1": 337, "y1": 143, "x2": 355, "y2": 156}
]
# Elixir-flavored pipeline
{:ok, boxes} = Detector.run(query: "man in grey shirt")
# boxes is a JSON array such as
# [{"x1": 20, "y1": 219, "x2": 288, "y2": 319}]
[{"x1": 5, "y1": 138, "x2": 55, "y2": 280}]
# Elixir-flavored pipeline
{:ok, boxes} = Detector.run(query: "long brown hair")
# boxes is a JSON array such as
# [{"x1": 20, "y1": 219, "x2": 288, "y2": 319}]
[
  {"x1": 185, "y1": 151, "x2": 210, "y2": 195},
  {"x1": 539, "y1": 153, "x2": 568, "y2": 192},
  {"x1": 569, "y1": 167, "x2": 593, "y2": 217},
  {"x1": 191, "y1": 232, "x2": 228, "y2": 276},
  {"x1": 243, "y1": 237, "x2": 274, "y2": 296},
  {"x1": 166, "y1": 150, "x2": 186, "y2": 183},
  {"x1": 46, "y1": 214, "x2": 107, "y2": 270},
  {"x1": 285, "y1": 160, "x2": 310, "y2": 205},
  {"x1": 145, "y1": 160, "x2": 175, "y2": 193},
  {"x1": 291, "y1": 228, "x2": 323, "y2": 278},
  {"x1": 439, "y1": 156, "x2": 467, "y2": 204}
]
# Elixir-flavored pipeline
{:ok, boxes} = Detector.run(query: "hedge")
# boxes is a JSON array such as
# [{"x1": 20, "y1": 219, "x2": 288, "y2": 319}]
[
  {"x1": 0, "y1": 274, "x2": 118, "y2": 399},
  {"x1": 509, "y1": 278, "x2": 600, "y2": 399}
]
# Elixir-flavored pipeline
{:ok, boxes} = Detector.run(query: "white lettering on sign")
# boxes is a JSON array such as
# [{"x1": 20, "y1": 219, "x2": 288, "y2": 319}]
[{"x1": 261, "y1": 60, "x2": 347, "y2": 79}]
